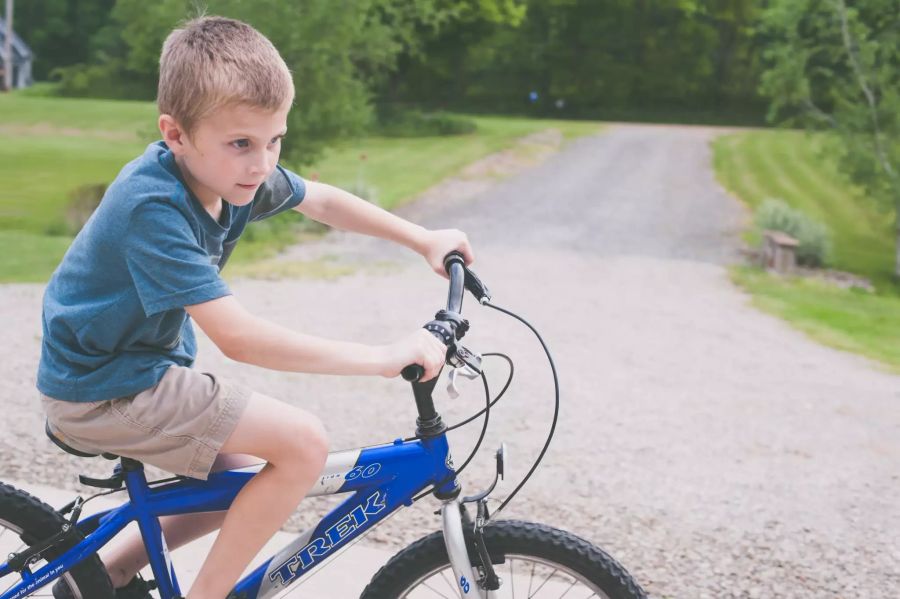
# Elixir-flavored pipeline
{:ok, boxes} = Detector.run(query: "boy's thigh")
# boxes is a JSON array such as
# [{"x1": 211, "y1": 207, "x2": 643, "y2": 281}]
[
  {"x1": 211, "y1": 453, "x2": 261, "y2": 473},
  {"x1": 218, "y1": 392, "x2": 328, "y2": 466},
  {"x1": 42, "y1": 365, "x2": 251, "y2": 480}
]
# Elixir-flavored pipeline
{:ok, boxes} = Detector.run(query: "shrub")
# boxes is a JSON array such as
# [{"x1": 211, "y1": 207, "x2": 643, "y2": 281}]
[
  {"x1": 13, "y1": 82, "x2": 61, "y2": 97},
  {"x1": 755, "y1": 198, "x2": 832, "y2": 267},
  {"x1": 65, "y1": 183, "x2": 108, "y2": 234},
  {"x1": 376, "y1": 110, "x2": 477, "y2": 137},
  {"x1": 344, "y1": 181, "x2": 380, "y2": 206},
  {"x1": 51, "y1": 62, "x2": 155, "y2": 101}
]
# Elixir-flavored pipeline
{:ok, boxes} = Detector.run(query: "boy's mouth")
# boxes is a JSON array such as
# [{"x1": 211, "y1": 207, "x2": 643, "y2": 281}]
[{"x1": 237, "y1": 183, "x2": 259, "y2": 190}]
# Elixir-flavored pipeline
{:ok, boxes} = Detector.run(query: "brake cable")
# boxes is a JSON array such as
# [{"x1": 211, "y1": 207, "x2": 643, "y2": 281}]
[
  {"x1": 404, "y1": 352, "x2": 514, "y2": 444},
  {"x1": 410, "y1": 355, "x2": 508, "y2": 503},
  {"x1": 444, "y1": 353, "x2": 514, "y2": 433},
  {"x1": 408, "y1": 299, "x2": 559, "y2": 513},
  {"x1": 483, "y1": 300, "x2": 560, "y2": 514}
]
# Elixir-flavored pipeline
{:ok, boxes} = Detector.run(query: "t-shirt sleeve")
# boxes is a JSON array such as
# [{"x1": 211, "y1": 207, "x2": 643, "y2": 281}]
[
  {"x1": 249, "y1": 165, "x2": 306, "y2": 222},
  {"x1": 124, "y1": 200, "x2": 231, "y2": 317}
]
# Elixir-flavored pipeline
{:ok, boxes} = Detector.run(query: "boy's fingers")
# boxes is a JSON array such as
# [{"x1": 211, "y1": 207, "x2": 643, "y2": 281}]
[
  {"x1": 457, "y1": 235, "x2": 474, "y2": 265},
  {"x1": 418, "y1": 332, "x2": 447, "y2": 381}
]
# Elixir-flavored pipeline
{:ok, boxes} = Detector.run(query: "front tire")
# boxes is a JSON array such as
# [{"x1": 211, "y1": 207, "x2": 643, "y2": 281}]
[
  {"x1": 0, "y1": 482, "x2": 114, "y2": 598},
  {"x1": 361, "y1": 520, "x2": 646, "y2": 598}
]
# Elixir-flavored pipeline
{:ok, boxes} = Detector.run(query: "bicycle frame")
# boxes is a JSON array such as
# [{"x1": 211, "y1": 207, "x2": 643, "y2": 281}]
[
  {"x1": 4, "y1": 253, "x2": 493, "y2": 599},
  {"x1": 0, "y1": 431, "x2": 481, "y2": 599}
]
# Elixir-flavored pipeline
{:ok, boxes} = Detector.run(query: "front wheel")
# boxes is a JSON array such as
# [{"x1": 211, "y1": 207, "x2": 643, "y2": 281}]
[{"x1": 361, "y1": 520, "x2": 647, "y2": 599}]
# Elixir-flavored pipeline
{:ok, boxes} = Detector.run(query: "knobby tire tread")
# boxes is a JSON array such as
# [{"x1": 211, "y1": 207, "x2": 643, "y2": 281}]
[{"x1": 360, "y1": 519, "x2": 647, "y2": 599}]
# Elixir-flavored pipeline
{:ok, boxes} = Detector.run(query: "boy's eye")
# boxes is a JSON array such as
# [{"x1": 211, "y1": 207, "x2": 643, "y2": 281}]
[
  {"x1": 270, "y1": 135, "x2": 284, "y2": 145},
  {"x1": 231, "y1": 139, "x2": 250, "y2": 149}
]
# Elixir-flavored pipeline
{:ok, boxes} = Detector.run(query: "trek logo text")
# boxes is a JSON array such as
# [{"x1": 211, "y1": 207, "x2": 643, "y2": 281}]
[{"x1": 269, "y1": 490, "x2": 387, "y2": 586}]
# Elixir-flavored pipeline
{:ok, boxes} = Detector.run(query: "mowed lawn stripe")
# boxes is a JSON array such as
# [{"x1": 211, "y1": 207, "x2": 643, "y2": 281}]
[
  {"x1": 714, "y1": 135, "x2": 765, "y2": 207},
  {"x1": 715, "y1": 129, "x2": 900, "y2": 370}
]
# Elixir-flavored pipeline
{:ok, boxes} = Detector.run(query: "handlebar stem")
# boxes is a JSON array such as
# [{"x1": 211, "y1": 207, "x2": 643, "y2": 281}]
[{"x1": 405, "y1": 252, "x2": 475, "y2": 436}]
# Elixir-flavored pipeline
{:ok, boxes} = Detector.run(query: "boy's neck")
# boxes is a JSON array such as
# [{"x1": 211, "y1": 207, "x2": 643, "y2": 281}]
[{"x1": 174, "y1": 155, "x2": 223, "y2": 221}]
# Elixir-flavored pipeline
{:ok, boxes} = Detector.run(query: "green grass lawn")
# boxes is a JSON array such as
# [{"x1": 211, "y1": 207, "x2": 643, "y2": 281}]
[
  {"x1": 733, "y1": 267, "x2": 900, "y2": 372},
  {"x1": 713, "y1": 130, "x2": 895, "y2": 288},
  {"x1": 0, "y1": 93, "x2": 158, "y2": 132},
  {"x1": 0, "y1": 93, "x2": 601, "y2": 283},
  {"x1": 713, "y1": 130, "x2": 900, "y2": 370}
]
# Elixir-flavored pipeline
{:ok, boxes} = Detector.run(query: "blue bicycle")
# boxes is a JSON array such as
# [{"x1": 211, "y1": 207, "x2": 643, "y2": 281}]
[{"x1": 0, "y1": 254, "x2": 646, "y2": 598}]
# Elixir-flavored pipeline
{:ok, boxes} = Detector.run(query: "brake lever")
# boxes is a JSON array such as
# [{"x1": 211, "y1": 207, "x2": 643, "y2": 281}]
[
  {"x1": 447, "y1": 364, "x2": 481, "y2": 399},
  {"x1": 446, "y1": 345, "x2": 482, "y2": 399}
]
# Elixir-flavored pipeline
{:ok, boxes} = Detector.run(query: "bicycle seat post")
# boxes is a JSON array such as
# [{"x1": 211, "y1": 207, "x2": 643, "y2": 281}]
[
  {"x1": 120, "y1": 458, "x2": 184, "y2": 599},
  {"x1": 119, "y1": 458, "x2": 148, "y2": 496}
]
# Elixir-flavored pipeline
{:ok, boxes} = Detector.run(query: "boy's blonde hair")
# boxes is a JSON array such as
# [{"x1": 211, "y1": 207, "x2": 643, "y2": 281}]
[{"x1": 158, "y1": 16, "x2": 294, "y2": 135}]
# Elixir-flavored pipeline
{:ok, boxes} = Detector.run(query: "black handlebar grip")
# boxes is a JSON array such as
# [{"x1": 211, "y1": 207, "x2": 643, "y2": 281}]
[
  {"x1": 401, "y1": 251, "x2": 467, "y2": 383},
  {"x1": 443, "y1": 251, "x2": 466, "y2": 273},
  {"x1": 401, "y1": 364, "x2": 425, "y2": 382}
]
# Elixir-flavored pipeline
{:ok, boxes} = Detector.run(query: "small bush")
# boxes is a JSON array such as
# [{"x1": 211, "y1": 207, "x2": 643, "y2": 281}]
[
  {"x1": 376, "y1": 111, "x2": 477, "y2": 137},
  {"x1": 65, "y1": 183, "x2": 108, "y2": 234},
  {"x1": 51, "y1": 62, "x2": 155, "y2": 101},
  {"x1": 239, "y1": 210, "x2": 326, "y2": 249},
  {"x1": 344, "y1": 181, "x2": 380, "y2": 206},
  {"x1": 755, "y1": 198, "x2": 832, "y2": 267},
  {"x1": 13, "y1": 82, "x2": 61, "y2": 97},
  {"x1": 43, "y1": 220, "x2": 70, "y2": 237}
]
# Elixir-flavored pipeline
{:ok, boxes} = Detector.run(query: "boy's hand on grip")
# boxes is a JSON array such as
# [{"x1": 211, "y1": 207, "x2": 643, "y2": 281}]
[
  {"x1": 419, "y1": 229, "x2": 474, "y2": 278},
  {"x1": 380, "y1": 329, "x2": 447, "y2": 381}
]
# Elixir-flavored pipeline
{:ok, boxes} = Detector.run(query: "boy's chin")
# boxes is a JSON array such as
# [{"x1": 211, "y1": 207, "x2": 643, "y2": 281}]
[{"x1": 224, "y1": 188, "x2": 258, "y2": 205}]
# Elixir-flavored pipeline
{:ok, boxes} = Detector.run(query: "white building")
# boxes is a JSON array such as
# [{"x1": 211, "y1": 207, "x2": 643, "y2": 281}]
[{"x1": 0, "y1": 17, "x2": 33, "y2": 89}]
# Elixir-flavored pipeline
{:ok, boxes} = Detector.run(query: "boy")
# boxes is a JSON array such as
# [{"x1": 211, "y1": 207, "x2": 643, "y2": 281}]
[{"x1": 38, "y1": 15, "x2": 472, "y2": 599}]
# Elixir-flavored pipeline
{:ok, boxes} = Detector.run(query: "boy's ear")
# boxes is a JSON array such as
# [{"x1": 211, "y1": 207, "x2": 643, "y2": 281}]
[{"x1": 159, "y1": 114, "x2": 188, "y2": 153}]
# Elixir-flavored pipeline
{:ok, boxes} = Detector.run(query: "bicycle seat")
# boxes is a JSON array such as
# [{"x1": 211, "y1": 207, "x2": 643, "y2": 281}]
[{"x1": 45, "y1": 419, "x2": 119, "y2": 460}]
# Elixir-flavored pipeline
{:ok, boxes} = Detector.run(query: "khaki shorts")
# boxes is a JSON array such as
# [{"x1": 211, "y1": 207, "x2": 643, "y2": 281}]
[{"x1": 41, "y1": 366, "x2": 250, "y2": 480}]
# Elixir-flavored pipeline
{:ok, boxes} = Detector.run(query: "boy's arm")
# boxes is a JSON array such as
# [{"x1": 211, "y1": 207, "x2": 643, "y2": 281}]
[
  {"x1": 185, "y1": 295, "x2": 447, "y2": 379},
  {"x1": 295, "y1": 180, "x2": 473, "y2": 274}
]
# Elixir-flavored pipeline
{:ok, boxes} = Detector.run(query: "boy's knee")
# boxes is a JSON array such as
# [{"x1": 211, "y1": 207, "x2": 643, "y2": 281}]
[
  {"x1": 301, "y1": 416, "x2": 329, "y2": 466},
  {"x1": 279, "y1": 413, "x2": 328, "y2": 468}
]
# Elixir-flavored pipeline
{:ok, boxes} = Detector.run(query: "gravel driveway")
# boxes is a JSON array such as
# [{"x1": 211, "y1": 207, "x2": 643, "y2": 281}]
[{"x1": 1, "y1": 124, "x2": 898, "y2": 598}]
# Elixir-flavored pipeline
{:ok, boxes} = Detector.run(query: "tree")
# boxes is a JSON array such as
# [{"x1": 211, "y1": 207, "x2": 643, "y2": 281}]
[
  {"x1": 389, "y1": 0, "x2": 764, "y2": 121},
  {"x1": 760, "y1": 0, "x2": 900, "y2": 277},
  {"x1": 48, "y1": 0, "x2": 517, "y2": 165},
  {"x1": 13, "y1": 0, "x2": 115, "y2": 80}
]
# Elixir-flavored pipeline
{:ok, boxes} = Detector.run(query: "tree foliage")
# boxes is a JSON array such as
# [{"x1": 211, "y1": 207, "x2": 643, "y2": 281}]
[
  {"x1": 387, "y1": 0, "x2": 764, "y2": 122},
  {"x1": 19, "y1": 0, "x2": 523, "y2": 165},
  {"x1": 15, "y1": 1, "x2": 765, "y2": 156},
  {"x1": 759, "y1": 0, "x2": 900, "y2": 275}
]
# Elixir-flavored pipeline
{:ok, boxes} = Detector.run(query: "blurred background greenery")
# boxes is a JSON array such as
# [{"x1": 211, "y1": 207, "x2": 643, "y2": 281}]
[{"x1": 2, "y1": 0, "x2": 898, "y2": 366}]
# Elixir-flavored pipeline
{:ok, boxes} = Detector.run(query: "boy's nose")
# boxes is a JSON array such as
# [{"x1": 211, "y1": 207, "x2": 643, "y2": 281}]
[{"x1": 250, "y1": 152, "x2": 270, "y2": 176}]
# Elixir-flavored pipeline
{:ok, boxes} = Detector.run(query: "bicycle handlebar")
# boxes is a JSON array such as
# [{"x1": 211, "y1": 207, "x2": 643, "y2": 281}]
[{"x1": 400, "y1": 252, "x2": 469, "y2": 382}]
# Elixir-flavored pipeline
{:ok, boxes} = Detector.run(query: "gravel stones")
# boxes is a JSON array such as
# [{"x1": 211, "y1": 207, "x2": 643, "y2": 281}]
[{"x1": 1, "y1": 124, "x2": 898, "y2": 598}]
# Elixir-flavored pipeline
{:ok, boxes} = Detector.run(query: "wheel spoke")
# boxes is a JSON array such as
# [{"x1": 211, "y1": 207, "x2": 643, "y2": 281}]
[
  {"x1": 557, "y1": 579, "x2": 578, "y2": 598},
  {"x1": 527, "y1": 567, "x2": 557, "y2": 598},
  {"x1": 422, "y1": 579, "x2": 455, "y2": 598},
  {"x1": 439, "y1": 569, "x2": 459, "y2": 595},
  {"x1": 527, "y1": 561, "x2": 537, "y2": 596}
]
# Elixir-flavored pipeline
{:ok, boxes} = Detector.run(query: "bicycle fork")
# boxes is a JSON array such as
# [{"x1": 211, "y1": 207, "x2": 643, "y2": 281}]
[
  {"x1": 442, "y1": 499, "x2": 496, "y2": 599},
  {"x1": 441, "y1": 442, "x2": 507, "y2": 598}
]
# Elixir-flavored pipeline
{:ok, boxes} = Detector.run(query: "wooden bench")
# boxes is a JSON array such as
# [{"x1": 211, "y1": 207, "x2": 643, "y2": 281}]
[{"x1": 762, "y1": 230, "x2": 799, "y2": 273}]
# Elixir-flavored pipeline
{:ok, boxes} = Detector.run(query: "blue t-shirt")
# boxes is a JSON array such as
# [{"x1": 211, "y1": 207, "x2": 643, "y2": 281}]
[{"x1": 37, "y1": 141, "x2": 306, "y2": 402}]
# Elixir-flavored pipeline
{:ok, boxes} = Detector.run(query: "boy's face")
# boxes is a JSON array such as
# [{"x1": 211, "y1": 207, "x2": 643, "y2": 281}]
[{"x1": 160, "y1": 102, "x2": 290, "y2": 208}]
